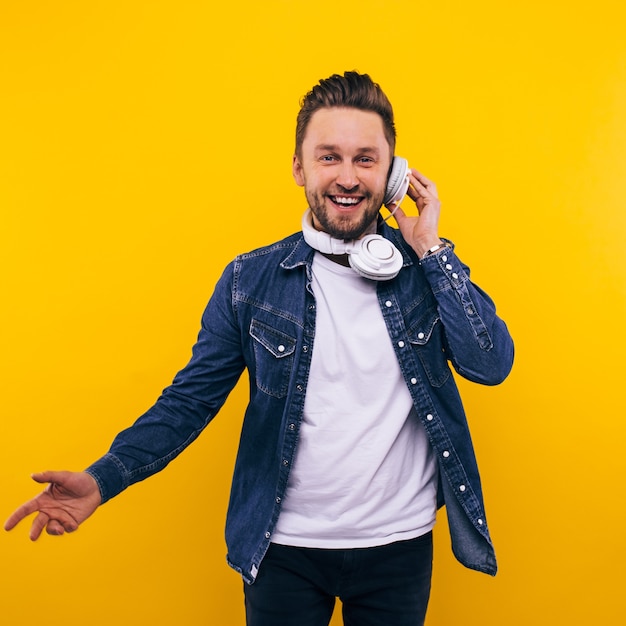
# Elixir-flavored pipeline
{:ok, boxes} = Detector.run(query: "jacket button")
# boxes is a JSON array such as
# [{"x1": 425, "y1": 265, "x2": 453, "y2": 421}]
[
  {"x1": 443, "y1": 451, "x2": 450, "y2": 458},
  {"x1": 426, "y1": 414, "x2": 433, "y2": 421},
  {"x1": 278, "y1": 345, "x2": 285, "y2": 353},
  {"x1": 385, "y1": 300, "x2": 392, "y2": 307},
  {"x1": 459, "y1": 484, "x2": 466, "y2": 492},
  {"x1": 282, "y1": 459, "x2": 289, "y2": 466},
  {"x1": 477, "y1": 519, "x2": 484, "y2": 525},
  {"x1": 265, "y1": 532, "x2": 271, "y2": 539},
  {"x1": 398, "y1": 341, "x2": 405, "y2": 348},
  {"x1": 411, "y1": 378, "x2": 417, "y2": 385}
]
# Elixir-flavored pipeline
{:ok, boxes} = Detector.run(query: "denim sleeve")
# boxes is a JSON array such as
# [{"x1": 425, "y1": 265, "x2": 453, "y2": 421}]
[
  {"x1": 419, "y1": 244, "x2": 514, "y2": 386},
  {"x1": 86, "y1": 262, "x2": 246, "y2": 503}
]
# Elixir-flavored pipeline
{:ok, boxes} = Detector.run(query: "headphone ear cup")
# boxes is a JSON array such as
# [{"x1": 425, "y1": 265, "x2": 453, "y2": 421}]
[
  {"x1": 384, "y1": 157, "x2": 410, "y2": 206},
  {"x1": 348, "y1": 235, "x2": 404, "y2": 281}
]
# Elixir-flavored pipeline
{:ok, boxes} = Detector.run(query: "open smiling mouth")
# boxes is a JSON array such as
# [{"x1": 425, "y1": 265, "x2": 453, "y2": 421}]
[{"x1": 329, "y1": 195, "x2": 364, "y2": 208}]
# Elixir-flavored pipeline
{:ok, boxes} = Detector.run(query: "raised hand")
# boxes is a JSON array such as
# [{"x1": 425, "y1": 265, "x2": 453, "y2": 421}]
[
  {"x1": 4, "y1": 471, "x2": 102, "y2": 540},
  {"x1": 391, "y1": 169, "x2": 443, "y2": 258}
]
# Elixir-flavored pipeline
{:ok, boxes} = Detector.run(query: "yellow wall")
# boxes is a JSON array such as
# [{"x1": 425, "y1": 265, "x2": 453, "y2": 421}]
[{"x1": 2, "y1": 1, "x2": 625, "y2": 624}]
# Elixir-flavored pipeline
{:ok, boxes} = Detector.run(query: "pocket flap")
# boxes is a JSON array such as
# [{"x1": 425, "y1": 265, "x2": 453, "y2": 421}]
[
  {"x1": 250, "y1": 319, "x2": 297, "y2": 358},
  {"x1": 407, "y1": 312, "x2": 441, "y2": 345}
]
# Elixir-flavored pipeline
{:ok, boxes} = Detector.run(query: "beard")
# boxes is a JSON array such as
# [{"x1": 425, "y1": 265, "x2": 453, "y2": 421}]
[{"x1": 305, "y1": 187, "x2": 385, "y2": 240}]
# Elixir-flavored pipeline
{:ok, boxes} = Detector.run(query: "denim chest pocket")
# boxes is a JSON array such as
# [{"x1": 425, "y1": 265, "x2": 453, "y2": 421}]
[
  {"x1": 250, "y1": 318, "x2": 297, "y2": 398},
  {"x1": 407, "y1": 311, "x2": 451, "y2": 388}
]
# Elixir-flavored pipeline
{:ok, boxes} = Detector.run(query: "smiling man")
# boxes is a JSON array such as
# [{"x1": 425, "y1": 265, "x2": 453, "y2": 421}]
[
  {"x1": 5, "y1": 72, "x2": 514, "y2": 626},
  {"x1": 294, "y1": 106, "x2": 392, "y2": 240}
]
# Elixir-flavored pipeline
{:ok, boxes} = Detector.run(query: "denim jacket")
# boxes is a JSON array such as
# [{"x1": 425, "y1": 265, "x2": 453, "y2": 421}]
[{"x1": 86, "y1": 220, "x2": 514, "y2": 584}]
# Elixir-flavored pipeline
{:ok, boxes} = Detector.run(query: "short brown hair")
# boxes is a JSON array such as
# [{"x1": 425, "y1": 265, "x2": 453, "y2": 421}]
[{"x1": 295, "y1": 71, "x2": 396, "y2": 158}]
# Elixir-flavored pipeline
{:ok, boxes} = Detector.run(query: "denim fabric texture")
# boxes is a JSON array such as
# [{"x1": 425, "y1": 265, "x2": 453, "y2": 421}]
[
  {"x1": 244, "y1": 533, "x2": 433, "y2": 626},
  {"x1": 85, "y1": 219, "x2": 514, "y2": 584}
]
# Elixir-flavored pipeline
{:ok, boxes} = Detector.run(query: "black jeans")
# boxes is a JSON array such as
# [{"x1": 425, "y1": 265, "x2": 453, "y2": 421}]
[{"x1": 243, "y1": 532, "x2": 433, "y2": 626}]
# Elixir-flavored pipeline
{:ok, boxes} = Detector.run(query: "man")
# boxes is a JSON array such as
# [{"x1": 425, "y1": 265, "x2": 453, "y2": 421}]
[{"x1": 5, "y1": 71, "x2": 514, "y2": 625}]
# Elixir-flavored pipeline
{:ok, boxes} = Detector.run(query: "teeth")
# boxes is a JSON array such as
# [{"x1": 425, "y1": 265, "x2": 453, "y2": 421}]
[{"x1": 333, "y1": 196, "x2": 359, "y2": 205}]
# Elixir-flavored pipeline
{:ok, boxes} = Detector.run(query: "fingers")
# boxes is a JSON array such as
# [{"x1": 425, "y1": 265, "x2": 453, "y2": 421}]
[
  {"x1": 5, "y1": 471, "x2": 84, "y2": 539},
  {"x1": 33, "y1": 513, "x2": 78, "y2": 540},
  {"x1": 390, "y1": 204, "x2": 408, "y2": 223},
  {"x1": 4, "y1": 472, "x2": 56, "y2": 530},
  {"x1": 410, "y1": 169, "x2": 437, "y2": 192},
  {"x1": 4, "y1": 498, "x2": 62, "y2": 537},
  {"x1": 7, "y1": 504, "x2": 79, "y2": 540},
  {"x1": 4, "y1": 499, "x2": 40, "y2": 531},
  {"x1": 404, "y1": 170, "x2": 441, "y2": 225},
  {"x1": 30, "y1": 512, "x2": 50, "y2": 541},
  {"x1": 408, "y1": 170, "x2": 439, "y2": 202},
  {"x1": 29, "y1": 513, "x2": 72, "y2": 540},
  {"x1": 45, "y1": 519, "x2": 68, "y2": 537}
]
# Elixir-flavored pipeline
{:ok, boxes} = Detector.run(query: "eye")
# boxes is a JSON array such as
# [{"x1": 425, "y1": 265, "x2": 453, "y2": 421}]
[
  {"x1": 320, "y1": 155, "x2": 337, "y2": 163},
  {"x1": 357, "y1": 156, "x2": 375, "y2": 166}
]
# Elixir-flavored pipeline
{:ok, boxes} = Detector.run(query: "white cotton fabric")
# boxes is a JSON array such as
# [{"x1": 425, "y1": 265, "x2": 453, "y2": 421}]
[{"x1": 272, "y1": 253, "x2": 437, "y2": 548}]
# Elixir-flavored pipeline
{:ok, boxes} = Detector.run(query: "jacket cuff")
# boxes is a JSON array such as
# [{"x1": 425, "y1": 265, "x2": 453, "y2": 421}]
[
  {"x1": 418, "y1": 239, "x2": 467, "y2": 291},
  {"x1": 85, "y1": 453, "x2": 128, "y2": 504}
]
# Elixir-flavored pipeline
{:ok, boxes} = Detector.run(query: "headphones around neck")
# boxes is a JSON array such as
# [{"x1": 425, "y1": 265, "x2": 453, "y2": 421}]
[{"x1": 301, "y1": 156, "x2": 410, "y2": 281}]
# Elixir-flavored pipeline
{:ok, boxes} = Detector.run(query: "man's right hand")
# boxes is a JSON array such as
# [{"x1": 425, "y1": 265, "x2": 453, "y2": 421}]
[{"x1": 4, "y1": 471, "x2": 102, "y2": 540}]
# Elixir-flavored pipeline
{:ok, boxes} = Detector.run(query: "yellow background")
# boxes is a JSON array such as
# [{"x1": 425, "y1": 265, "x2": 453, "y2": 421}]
[{"x1": 2, "y1": 1, "x2": 625, "y2": 624}]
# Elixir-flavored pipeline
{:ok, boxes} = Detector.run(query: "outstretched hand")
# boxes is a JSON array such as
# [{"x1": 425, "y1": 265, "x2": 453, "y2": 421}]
[
  {"x1": 4, "y1": 471, "x2": 102, "y2": 540},
  {"x1": 389, "y1": 169, "x2": 443, "y2": 258}
]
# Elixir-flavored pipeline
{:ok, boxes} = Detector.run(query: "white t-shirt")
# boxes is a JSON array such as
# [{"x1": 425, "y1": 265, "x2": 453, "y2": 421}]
[{"x1": 272, "y1": 253, "x2": 437, "y2": 548}]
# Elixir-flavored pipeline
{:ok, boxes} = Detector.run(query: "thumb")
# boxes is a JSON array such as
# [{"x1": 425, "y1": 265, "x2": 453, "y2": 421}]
[{"x1": 31, "y1": 470, "x2": 68, "y2": 485}]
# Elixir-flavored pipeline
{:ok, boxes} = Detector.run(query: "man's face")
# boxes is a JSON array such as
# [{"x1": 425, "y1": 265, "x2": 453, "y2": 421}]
[{"x1": 293, "y1": 107, "x2": 392, "y2": 240}]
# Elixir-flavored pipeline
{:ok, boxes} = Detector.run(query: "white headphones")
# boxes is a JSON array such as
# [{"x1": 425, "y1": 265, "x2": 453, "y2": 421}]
[
  {"x1": 301, "y1": 156, "x2": 410, "y2": 281},
  {"x1": 301, "y1": 209, "x2": 403, "y2": 281},
  {"x1": 301, "y1": 157, "x2": 411, "y2": 281},
  {"x1": 384, "y1": 156, "x2": 411, "y2": 207}
]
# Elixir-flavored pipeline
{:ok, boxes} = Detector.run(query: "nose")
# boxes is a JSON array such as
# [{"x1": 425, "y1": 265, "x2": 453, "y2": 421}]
[{"x1": 335, "y1": 162, "x2": 359, "y2": 190}]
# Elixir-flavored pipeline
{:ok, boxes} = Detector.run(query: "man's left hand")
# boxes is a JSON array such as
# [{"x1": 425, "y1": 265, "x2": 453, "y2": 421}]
[{"x1": 390, "y1": 169, "x2": 443, "y2": 258}]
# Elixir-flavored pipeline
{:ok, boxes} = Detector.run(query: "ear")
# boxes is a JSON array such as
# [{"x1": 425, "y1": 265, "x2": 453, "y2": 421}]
[{"x1": 292, "y1": 155, "x2": 305, "y2": 187}]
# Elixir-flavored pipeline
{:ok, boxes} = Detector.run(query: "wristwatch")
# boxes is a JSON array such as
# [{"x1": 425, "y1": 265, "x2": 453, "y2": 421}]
[{"x1": 422, "y1": 239, "x2": 453, "y2": 259}]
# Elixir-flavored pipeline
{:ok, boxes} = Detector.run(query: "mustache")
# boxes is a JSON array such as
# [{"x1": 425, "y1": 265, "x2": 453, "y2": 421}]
[{"x1": 329, "y1": 186, "x2": 371, "y2": 197}]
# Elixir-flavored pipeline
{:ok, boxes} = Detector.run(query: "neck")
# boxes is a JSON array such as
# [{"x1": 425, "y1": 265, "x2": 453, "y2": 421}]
[{"x1": 321, "y1": 252, "x2": 351, "y2": 267}]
